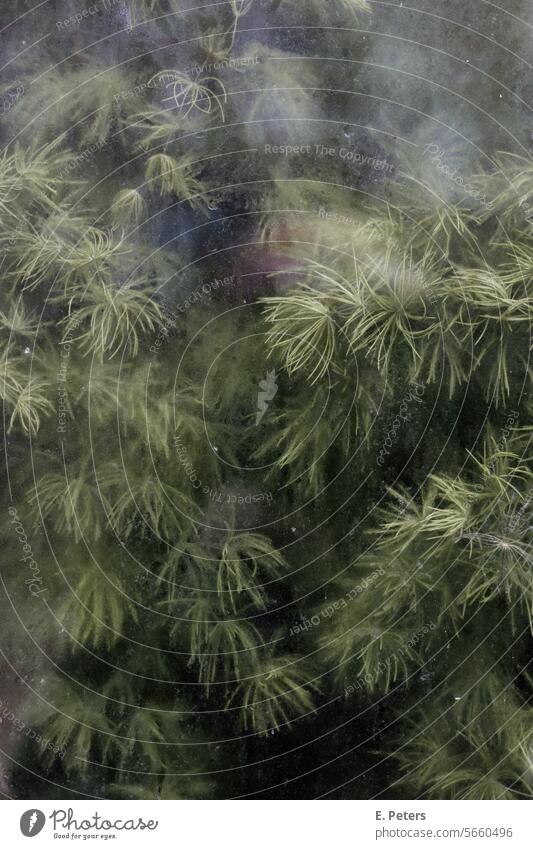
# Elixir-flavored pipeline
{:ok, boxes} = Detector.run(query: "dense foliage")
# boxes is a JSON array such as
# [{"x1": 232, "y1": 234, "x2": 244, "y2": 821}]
[{"x1": 0, "y1": 0, "x2": 531, "y2": 800}]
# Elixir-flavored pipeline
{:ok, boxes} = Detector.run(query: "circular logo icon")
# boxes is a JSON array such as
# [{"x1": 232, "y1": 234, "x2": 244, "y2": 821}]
[{"x1": 20, "y1": 809, "x2": 46, "y2": 837}]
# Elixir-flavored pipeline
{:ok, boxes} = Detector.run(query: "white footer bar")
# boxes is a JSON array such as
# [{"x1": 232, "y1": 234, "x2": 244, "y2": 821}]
[{"x1": 3, "y1": 800, "x2": 531, "y2": 848}]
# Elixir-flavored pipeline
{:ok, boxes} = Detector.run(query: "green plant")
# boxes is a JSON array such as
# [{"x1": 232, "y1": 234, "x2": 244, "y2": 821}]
[
  {"x1": 1, "y1": 354, "x2": 52, "y2": 433},
  {"x1": 61, "y1": 277, "x2": 165, "y2": 360},
  {"x1": 227, "y1": 654, "x2": 319, "y2": 735},
  {"x1": 227, "y1": 0, "x2": 255, "y2": 51},
  {"x1": 193, "y1": 619, "x2": 264, "y2": 695},
  {"x1": 15, "y1": 221, "x2": 129, "y2": 293},
  {"x1": 0, "y1": 141, "x2": 70, "y2": 225},
  {"x1": 59, "y1": 568, "x2": 138, "y2": 651},
  {"x1": 30, "y1": 465, "x2": 109, "y2": 542},
  {"x1": 262, "y1": 286, "x2": 337, "y2": 383},
  {"x1": 394, "y1": 697, "x2": 533, "y2": 799},
  {"x1": 216, "y1": 532, "x2": 287, "y2": 613},
  {"x1": 149, "y1": 71, "x2": 227, "y2": 120},
  {"x1": 3, "y1": 0, "x2": 532, "y2": 806},
  {"x1": 111, "y1": 189, "x2": 147, "y2": 228},
  {"x1": 32, "y1": 686, "x2": 114, "y2": 776},
  {"x1": 277, "y1": 0, "x2": 370, "y2": 17},
  {"x1": 145, "y1": 153, "x2": 207, "y2": 208},
  {"x1": 102, "y1": 466, "x2": 200, "y2": 540}
]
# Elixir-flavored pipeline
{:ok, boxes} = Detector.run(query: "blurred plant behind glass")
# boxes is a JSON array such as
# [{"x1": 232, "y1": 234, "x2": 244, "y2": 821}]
[{"x1": 0, "y1": 0, "x2": 531, "y2": 801}]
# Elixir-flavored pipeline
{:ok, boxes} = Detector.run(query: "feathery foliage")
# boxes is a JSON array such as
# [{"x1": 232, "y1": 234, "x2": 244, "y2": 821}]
[{"x1": 2, "y1": 0, "x2": 531, "y2": 805}]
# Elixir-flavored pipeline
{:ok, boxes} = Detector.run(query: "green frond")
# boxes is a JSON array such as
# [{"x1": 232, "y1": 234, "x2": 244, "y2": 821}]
[
  {"x1": 0, "y1": 299, "x2": 39, "y2": 338},
  {"x1": 340, "y1": 248, "x2": 443, "y2": 373},
  {"x1": 169, "y1": 594, "x2": 217, "y2": 662},
  {"x1": 391, "y1": 164, "x2": 481, "y2": 255},
  {"x1": 450, "y1": 266, "x2": 531, "y2": 320},
  {"x1": 227, "y1": 654, "x2": 319, "y2": 735},
  {"x1": 395, "y1": 703, "x2": 533, "y2": 800},
  {"x1": 59, "y1": 569, "x2": 137, "y2": 651},
  {"x1": 149, "y1": 71, "x2": 227, "y2": 121},
  {"x1": 101, "y1": 672, "x2": 137, "y2": 712},
  {"x1": 375, "y1": 451, "x2": 533, "y2": 630},
  {"x1": 262, "y1": 288, "x2": 337, "y2": 383},
  {"x1": 230, "y1": 0, "x2": 254, "y2": 17},
  {"x1": 31, "y1": 686, "x2": 114, "y2": 776},
  {"x1": 8, "y1": 375, "x2": 52, "y2": 434},
  {"x1": 443, "y1": 670, "x2": 521, "y2": 732},
  {"x1": 277, "y1": 0, "x2": 370, "y2": 17},
  {"x1": 216, "y1": 532, "x2": 286, "y2": 613},
  {"x1": 359, "y1": 551, "x2": 449, "y2": 622},
  {"x1": 192, "y1": 619, "x2": 264, "y2": 694},
  {"x1": 61, "y1": 277, "x2": 165, "y2": 360},
  {"x1": 242, "y1": 44, "x2": 318, "y2": 137},
  {"x1": 156, "y1": 538, "x2": 208, "y2": 603},
  {"x1": 458, "y1": 523, "x2": 533, "y2": 629},
  {"x1": 111, "y1": 189, "x2": 147, "y2": 228},
  {"x1": 263, "y1": 247, "x2": 445, "y2": 384},
  {"x1": 376, "y1": 477, "x2": 480, "y2": 552},
  {"x1": 161, "y1": 530, "x2": 285, "y2": 627},
  {"x1": 128, "y1": 106, "x2": 185, "y2": 149},
  {"x1": 499, "y1": 236, "x2": 533, "y2": 286},
  {"x1": 197, "y1": 321, "x2": 270, "y2": 421},
  {"x1": 0, "y1": 140, "x2": 70, "y2": 224},
  {"x1": 67, "y1": 359, "x2": 125, "y2": 422},
  {"x1": 225, "y1": 0, "x2": 255, "y2": 51},
  {"x1": 129, "y1": 0, "x2": 174, "y2": 21},
  {"x1": 472, "y1": 152, "x2": 533, "y2": 232},
  {"x1": 129, "y1": 377, "x2": 207, "y2": 460},
  {"x1": 253, "y1": 380, "x2": 364, "y2": 496},
  {"x1": 321, "y1": 609, "x2": 426, "y2": 695},
  {"x1": 30, "y1": 467, "x2": 108, "y2": 543},
  {"x1": 101, "y1": 466, "x2": 200, "y2": 540},
  {"x1": 114, "y1": 709, "x2": 169, "y2": 774},
  {"x1": 198, "y1": 31, "x2": 232, "y2": 64},
  {"x1": 411, "y1": 307, "x2": 470, "y2": 398},
  {"x1": 14, "y1": 220, "x2": 130, "y2": 293},
  {"x1": 145, "y1": 153, "x2": 207, "y2": 208},
  {"x1": 0, "y1": 355, "x2": 52, "y2": 434},
  {"x1": 340, "y1": 0, "x2": 371, "y2": 11},
  {"x1": 12, "y1": 63, "x2": 150, "y2": 149}
]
